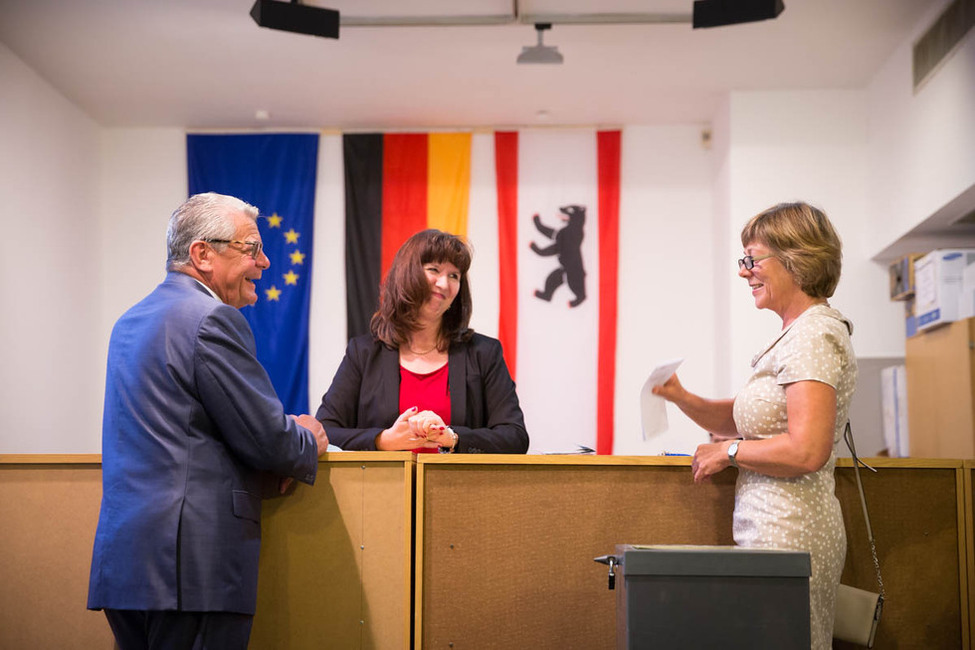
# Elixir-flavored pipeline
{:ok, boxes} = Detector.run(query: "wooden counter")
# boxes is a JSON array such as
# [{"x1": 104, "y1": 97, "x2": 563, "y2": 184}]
[
  {"x1": 2, "y1": 453, "x2": 971, "y2": 649},
  {"x1": 0, "y1": 455, "x2": 112, "y2": 649},
  {"x1": 415, "y1": 455, "x2": 970, "y2": 650},
  {"x1": 0, "y1": 452, "x2": 415, "y2": 650}
]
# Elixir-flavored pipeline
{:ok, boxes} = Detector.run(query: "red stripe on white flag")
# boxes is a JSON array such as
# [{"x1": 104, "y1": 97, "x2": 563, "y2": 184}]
[
  {"x1": 496, "y1": 129, "x2": 618, "y2": 453},
  {"x1": 596, "y1": 131, "x2": 620, "y2": 455},
  {"x1": 495, "y1": 132, "x2": 519, "y2": 376}
]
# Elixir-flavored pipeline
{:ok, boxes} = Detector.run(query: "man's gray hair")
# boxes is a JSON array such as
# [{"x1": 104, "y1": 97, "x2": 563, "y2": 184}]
[{"x1": 166, "y1": 193, "x2": 259, "y2": 270}]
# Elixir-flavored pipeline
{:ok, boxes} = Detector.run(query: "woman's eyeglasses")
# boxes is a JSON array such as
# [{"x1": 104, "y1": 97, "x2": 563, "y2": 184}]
[{"x1": 737, "y1": 254, "x2": 773, "y2": 270}]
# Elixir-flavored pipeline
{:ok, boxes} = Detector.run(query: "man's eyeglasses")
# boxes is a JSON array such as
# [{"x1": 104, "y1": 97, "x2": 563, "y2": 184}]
[
  {"x1": 737, "y1": 254, "x2": 773, "y2": 270},
  {"x1": 206, "y1": 239, "x2": 263, "y2": 260}
]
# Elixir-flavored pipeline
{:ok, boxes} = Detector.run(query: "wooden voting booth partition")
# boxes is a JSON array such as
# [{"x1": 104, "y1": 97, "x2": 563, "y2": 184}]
[
  {"x1": 415, "y1": 455, "x2": 971, "y2": 650},
  {"x1": 414, "y1": 455, "x2": 735, "y2": 648},
  {"x1": 0, "y1": 453, "x2": 414, "y2": 650},
  {"x1": 830, "y1": 458, "x2": 969, "y2": 650},
  {"x1": 1, "y1": 454, "x2": 973, "y2": 649},
  {"x1": 250, "y1": 452, "x2": 414, "y2": 650},
  {"x1": 0, "y1": 455, "x2": 115, "y2": 649},
  {"x1": 964, "y1": 461, "x2": 975, "y2": 647}
]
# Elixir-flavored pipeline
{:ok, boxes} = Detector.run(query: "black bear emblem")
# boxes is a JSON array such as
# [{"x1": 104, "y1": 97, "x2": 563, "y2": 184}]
[{"x1": 529, "y1": 204, "x2": 587, "y2": 308}]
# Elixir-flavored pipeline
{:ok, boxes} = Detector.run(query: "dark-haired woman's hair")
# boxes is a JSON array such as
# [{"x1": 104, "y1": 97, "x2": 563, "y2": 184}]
[{"x1": 370, "y1": 229, "x2": 474, "y2": 349}]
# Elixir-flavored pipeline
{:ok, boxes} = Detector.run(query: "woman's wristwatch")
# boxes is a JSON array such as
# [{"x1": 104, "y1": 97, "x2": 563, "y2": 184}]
[
  {"x1": 727, "y1": 439, "x2": 741, "y2": 468},
  {"x1": 439, "y1": 427, "x2": 459, "y2": 453}
]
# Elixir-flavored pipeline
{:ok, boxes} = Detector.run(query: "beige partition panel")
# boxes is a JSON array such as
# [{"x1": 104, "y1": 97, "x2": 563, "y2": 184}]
[
  {"x1": 966, "y1": 461, "x2": 975, "y2": 648},
  {"x1": 417, "y1": 455, "x2": 969, "y2": 650},
  {"x1": 0, "y1": 455, "x2": 115, "y2": 649},
  {"x1": 833, "y1": 458, "x2": 968, "y2": 649},
  {"x1": 415, "y1": 455, "x2": 736, "y2": 649},
  {"x1": 0, "y1": 453, "x2": 414, "y2": 650},
  {"x1": 251, "y1": 452, "x2": 414, "y2": 650}
]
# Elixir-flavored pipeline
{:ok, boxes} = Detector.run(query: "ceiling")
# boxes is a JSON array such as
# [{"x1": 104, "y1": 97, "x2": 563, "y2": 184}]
[{"x1": 0, "y1": 0, "x2": 942, "y2": 130}]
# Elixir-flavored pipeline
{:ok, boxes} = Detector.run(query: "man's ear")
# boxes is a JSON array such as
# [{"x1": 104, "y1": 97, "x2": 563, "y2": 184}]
[{"x1": 188, "y1": 240, "x2": 214, "y2": 272}]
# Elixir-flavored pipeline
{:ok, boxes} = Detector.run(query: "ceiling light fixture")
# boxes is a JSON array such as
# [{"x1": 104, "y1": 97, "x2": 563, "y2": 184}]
[
  {"x1": 517, "y1": 23, "x2": 563, "y2": 65},
  {"x1": 250, "y1": 0, "x2": 340, "y2": 39}
]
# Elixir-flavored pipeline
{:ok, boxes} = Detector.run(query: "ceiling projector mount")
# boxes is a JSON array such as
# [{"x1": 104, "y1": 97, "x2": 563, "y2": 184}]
[{"x1": 517, "y1": 23, "x2": 563, "y2": 65}]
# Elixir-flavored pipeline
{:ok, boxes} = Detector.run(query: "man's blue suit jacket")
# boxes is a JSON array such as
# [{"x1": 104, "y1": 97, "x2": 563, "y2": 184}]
[{"x1": 88, "y1": 272, "x2": 319, "y2": 615}]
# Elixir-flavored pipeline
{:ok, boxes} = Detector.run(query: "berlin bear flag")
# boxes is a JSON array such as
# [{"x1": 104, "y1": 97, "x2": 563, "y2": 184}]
[{"x1": 496, "y1": 130, "x2": 620, "y2": 454}]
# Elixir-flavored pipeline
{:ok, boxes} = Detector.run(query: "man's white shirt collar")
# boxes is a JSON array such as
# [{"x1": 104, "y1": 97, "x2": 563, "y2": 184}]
[{"x1": 193, "y1": 278, "x2": 222, "y2": 302}]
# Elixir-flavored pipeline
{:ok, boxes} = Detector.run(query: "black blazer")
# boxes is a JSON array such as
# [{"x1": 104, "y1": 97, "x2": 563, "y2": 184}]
[{"x1": 315, "y1": 333, "x2": 529, "y2": 453}]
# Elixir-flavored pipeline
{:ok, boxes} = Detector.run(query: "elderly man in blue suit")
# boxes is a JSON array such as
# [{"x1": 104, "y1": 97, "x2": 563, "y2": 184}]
[{"x1": 87, "y1": 192, "x2": 329, "y2": 649}]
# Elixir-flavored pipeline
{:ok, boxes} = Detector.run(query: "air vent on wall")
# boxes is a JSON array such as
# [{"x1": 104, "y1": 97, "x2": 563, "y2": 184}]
[{"x1": 913, "y1": 0, "x2": 974, "y2": 90}]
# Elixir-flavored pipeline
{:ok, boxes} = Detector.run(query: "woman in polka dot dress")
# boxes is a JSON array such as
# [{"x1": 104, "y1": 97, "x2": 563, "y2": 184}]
[{"x1": 654, "y1": 202, "x2": 856, "y2": 650}]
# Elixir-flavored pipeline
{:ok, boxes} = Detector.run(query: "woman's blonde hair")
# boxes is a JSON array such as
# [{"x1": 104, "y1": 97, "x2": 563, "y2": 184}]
[{"x1": 741, "y1": 202, "x2": 842, "y2": 299}]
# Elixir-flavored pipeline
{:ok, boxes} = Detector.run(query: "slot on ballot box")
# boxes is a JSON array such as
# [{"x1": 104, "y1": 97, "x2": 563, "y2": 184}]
[{"x1": 596, "y1": 544, "x2": 811, "y2": 649}]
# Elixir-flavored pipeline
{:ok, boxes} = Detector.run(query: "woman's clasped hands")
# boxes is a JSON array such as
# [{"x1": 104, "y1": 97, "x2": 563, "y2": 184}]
[{"x1": 377, "y1": 406, "x2": 451, "y2": 450}]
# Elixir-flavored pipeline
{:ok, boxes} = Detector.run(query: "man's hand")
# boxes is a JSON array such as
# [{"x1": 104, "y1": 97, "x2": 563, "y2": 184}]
[
  {"x1": 292, "y1": 414, "x2": 330, "y2": 456},
  {"x1": 278, "y1": 415, "x2": 330, "y2": 494}
]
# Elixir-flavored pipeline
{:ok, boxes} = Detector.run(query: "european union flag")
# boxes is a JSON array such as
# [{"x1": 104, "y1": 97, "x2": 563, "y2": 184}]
[{"x1": 187, "y1": 133, "x2": 318, "y2": 414}]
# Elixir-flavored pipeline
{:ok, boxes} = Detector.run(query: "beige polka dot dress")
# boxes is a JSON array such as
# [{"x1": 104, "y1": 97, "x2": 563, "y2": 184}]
[{"x1": 732, "y1": 304, "x2": 857, "y2": 650}]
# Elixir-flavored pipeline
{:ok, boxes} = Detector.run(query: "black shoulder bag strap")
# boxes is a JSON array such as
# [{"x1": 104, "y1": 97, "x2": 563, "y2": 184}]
[{"x1": 844, "y1": 421, "x2": 886, "y2": 600}]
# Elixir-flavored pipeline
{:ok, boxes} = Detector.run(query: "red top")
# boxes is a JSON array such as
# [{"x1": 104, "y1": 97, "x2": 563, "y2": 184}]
[{"x1": 400, "y1": 363, "x2": 451, "y2": 454}]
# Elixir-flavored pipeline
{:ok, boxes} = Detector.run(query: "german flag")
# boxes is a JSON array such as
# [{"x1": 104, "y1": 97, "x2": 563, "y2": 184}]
[{"x1": 343, "y1": 132, "x2": 471, "y2": 338}]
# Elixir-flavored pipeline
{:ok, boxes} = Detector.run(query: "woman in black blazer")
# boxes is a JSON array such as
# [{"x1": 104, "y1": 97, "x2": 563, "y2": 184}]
[{"x1": 315, "y1": 229, "x2": 529, "y2": 453}]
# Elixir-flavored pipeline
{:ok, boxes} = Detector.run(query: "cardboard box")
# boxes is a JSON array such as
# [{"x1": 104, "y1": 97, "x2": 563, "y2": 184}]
[
  {"x1": 905, "y1": 298, "x2": 918, "y2": 338},
  {"x1": 960, "y1": 261, "x2": 975, "y2": 320},
  {"x1": 915, "y1": 249, "x2": 975, "y2": 331},
  {"x1": 889, "y1": 253, "x2": 923, "y2": 301}
]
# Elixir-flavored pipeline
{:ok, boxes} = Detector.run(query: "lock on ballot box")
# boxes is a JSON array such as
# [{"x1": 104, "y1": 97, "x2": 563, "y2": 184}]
[{"x1": 595, "y1": 545, "x2": 811, "y2": 650}]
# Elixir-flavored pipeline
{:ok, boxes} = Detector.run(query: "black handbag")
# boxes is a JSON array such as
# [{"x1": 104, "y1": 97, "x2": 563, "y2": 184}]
[{"x1": 833, "y1": 422, "x2": 885, "y2": 647}]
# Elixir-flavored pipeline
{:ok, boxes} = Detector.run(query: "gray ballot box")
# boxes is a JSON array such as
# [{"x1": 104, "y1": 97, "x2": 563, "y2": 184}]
[{"x1": 602, "y1": 544, "x2": 811, "y2": 650}]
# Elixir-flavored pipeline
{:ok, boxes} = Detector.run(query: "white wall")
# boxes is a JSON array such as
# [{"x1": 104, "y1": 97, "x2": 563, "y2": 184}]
[
  {"x1": 710, "y1": 97, "x2": 733, "y2": 397},
  {"x1": 0, "y1": 42, "x2": 101, "y2": 452},
  {"x1": 725, "y1": 89, "x2": 906, "y2": 397},
  {"x1": 97, "y1": 128, "x2": 186, "y2": 334},
  {"x1": 613, "y1": 125, "x2": 715, "y2": 455},
  {"x1": 308, "y1": 133, "x2": 348, "y2": 415},
  {"x1": 866, "y1": 2, "x2": 975, "y2": 253}
]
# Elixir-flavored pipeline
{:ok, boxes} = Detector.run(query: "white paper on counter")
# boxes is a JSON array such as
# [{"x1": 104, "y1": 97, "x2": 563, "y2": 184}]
[{"x1": 640, "y1": 358, "x2": 684, "y2": 440}]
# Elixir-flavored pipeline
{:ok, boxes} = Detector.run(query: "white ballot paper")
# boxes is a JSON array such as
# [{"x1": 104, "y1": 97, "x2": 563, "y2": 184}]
[{"x1": 640, "y1": 358, "x2": 684, "y2": 440}]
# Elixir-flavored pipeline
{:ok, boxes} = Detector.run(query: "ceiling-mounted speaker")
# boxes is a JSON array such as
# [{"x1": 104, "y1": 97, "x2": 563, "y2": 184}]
[
  {"x1": 692, "y1": 0, "x2": 784, "y2": 29},
  {"x1": 250, "y1": 0, "x2": 340, "y2": 39}
]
